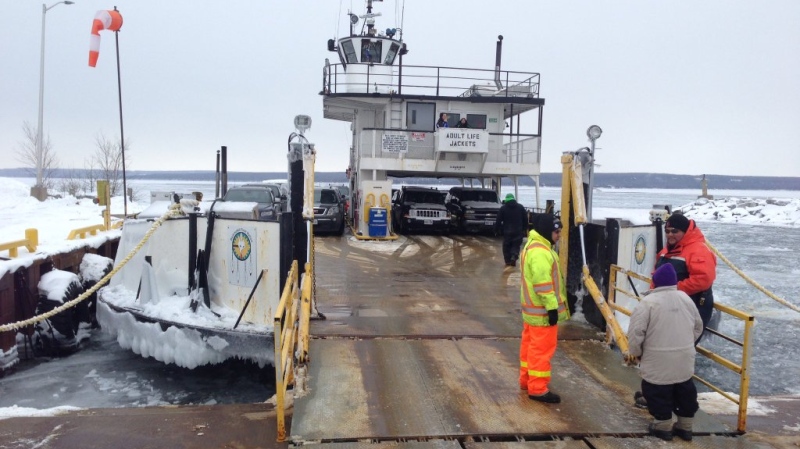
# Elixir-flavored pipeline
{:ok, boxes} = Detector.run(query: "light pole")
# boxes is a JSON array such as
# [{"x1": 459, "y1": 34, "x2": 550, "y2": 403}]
[
  {"x1": 35, "y1": 1, "x2": 74, "y2": 195},
  {"x1": 586, "y1": 125, "x2": 602, "y2": 221}
]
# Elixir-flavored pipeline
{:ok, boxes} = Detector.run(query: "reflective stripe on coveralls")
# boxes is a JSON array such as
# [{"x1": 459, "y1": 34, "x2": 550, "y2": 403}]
[{"x1": 519, "y1": 241, "x2": 566, "y2": 323}]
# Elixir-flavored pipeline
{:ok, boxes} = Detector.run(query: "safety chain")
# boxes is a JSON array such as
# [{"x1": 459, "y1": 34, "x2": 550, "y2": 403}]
[
  {"x1": 0, "y1": 204, "x2": 184, "y2": 333},
  {"x1": 706, "y1": 240, "x2": 800, "y2": 314}
]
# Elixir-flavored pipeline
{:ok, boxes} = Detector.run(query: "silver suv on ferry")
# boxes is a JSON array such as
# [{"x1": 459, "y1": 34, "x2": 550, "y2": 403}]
[
  {"x1": 314, "y1": 188, "x2": 345, "y2": 235},
  {"x1": 391, "y1": 186, "x2": 450, "y2": 235}
]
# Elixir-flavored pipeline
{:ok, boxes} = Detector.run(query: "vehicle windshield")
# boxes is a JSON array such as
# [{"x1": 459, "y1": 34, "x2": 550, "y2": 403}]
[
  {"x1": 460, "y1": 190, "x2": 498, "y2": 202},
  {"x1": 314, "y1": 189, "x2": 339, "y2": 204},
  {"x1": 224, "y1": 189, "x2": 274, "y2": 203},
  {"x1": 407, "y1": 191, "x2": 445, "y2": 204}
]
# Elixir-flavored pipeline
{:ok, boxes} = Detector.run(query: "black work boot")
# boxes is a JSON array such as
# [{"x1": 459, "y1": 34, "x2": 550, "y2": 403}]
[
  {"x1": 633, "y1": 390, "x2": 648, "y2": 409},
  {"x1": 648, "y1": 419, "x2": 673, "y2": 441},
  {"x1": 529, "y1": 391, "x2": 561, "y2": 403},
  {"x1": 673, "y1": 416, "x2": 694, "y2": 441}
]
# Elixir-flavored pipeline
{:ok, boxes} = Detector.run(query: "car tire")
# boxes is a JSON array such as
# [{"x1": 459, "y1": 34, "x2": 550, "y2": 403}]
[{"x1": 337, "y1": 218, "x2": 345, "y2": 236}]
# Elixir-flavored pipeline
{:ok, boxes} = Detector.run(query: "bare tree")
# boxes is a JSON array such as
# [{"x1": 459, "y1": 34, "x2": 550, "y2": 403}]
[
  {"x1": 15, "y1": 121, "x2": 59, "y2": 188},
  {"x1": 91, "y1": 133, "x2": 131, "y2": 196},
  {"x1": 82, "y1": 159, "x2": 98, "y2": 195},
  {"x1": 56, "y1": 168, "x2": 85, "y2": 197}
]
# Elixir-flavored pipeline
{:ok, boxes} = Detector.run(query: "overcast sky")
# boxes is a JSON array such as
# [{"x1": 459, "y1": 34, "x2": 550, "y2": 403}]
[{"x1": 1, "y1": 1, "x2": 799, "y2": 177}]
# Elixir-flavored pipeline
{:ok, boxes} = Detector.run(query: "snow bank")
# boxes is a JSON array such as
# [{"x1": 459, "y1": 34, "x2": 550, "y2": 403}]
[
  {"x1": 679, "y1": 197, "x2": 800, "y2": 227},
  {"x1": 0, "y1": 405, "x2": 82, "y2": 420}
]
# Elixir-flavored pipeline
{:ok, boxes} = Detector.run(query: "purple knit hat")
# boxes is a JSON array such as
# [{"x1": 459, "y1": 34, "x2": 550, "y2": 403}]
[{"x1": 652, "y1": 264, "x2": 678, "y2": 287}]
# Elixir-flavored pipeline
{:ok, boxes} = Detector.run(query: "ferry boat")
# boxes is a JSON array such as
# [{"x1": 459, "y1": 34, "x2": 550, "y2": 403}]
[{"x1": 95, "y1": 191, "x2": 292, "y2": 369}]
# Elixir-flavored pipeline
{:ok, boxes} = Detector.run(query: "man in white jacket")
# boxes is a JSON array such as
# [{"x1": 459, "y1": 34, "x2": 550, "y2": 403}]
[{"x1": 627, "y1": 263, "x2": 703, "y2": 441}]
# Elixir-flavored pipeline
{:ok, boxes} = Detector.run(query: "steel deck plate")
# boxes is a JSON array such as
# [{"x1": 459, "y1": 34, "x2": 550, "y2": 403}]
[
  {"x1": 587, "y1": 435, "x2": 778, "y2": 448},
  {"x1": 291, "y1": 339, "x2": 730, "y2": 441}
]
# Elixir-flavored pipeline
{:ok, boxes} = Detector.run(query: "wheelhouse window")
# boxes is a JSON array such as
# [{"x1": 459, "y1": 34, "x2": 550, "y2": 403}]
[
  {"x1": 361, "y1": 39, "x2": 382, "y2": 63},
  {"x1": 466, "y1": 114, "x2": 487, "y2": 129},
  {"x1": 384, "y1": 43, "x2": 399, "y2": 65},
  {"x1": 341, "y1": 39, "x2": 358, "y2": 64}
]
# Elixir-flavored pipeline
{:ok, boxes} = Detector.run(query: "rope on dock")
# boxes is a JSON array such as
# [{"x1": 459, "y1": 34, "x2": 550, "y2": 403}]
[
  {"x1": 0, "y1": 204, "x2": 184, "y2": 333},
  {"x1": 706, "y1": 240, "x2": 800, "y2": 314}
]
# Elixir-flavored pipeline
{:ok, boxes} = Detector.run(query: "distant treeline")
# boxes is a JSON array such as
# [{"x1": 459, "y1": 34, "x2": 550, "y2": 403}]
[{"x1": 0, "y1": 168, "x2": 797, "y2": 191}]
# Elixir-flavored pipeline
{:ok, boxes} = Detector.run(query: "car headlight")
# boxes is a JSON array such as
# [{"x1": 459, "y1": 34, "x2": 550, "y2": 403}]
[{"x1": 327, "y1": 206, "x2": 340, "y2": 216}]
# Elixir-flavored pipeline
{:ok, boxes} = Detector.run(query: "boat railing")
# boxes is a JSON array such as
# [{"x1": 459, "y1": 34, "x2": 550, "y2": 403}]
[
  {"x1": 358, "y1": 128, "x2": 541, "y2": 166},
  {"x1": 608, "y1": 264, "x2": 754, "y2": 433},
  {"x1": 323, "y1": 63, "x2": 540, "y2": 98},
  {"x1": 273, "y1": 259, "x2": 313, "y2": 442}
]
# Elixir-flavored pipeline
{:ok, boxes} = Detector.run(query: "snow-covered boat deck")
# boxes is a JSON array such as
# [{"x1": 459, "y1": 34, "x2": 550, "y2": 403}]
[{"x1": 289, "y1": 234, "x2": 764, "y2": 447}]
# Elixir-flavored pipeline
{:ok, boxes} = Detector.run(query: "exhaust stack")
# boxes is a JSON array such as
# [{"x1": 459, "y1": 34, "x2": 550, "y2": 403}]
[{"x1": 494, "y1": 35, "x2": 503, "y2": 90}]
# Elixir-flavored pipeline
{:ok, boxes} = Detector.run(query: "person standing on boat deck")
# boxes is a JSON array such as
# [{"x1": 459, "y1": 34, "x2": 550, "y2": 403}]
[
  {"x1": 496, "y1": 193, "x2": 528, "y2": 266},
  {"x1": 455, "y1": 117, "x2": 469, "y2": 128},
  {"x1": 627, "y1": 263, "x2": 703, "y2": 441},
  {"x1": 435, "y1": 112, "x2": 449, "y2": 129},
  {"x1": 519, "y1": 215, "x2": 569, "y2": 403},
  {"x1": 653, "y1": 213, "x2": 716, "y2": 332},
  {"x1": 634, "y1": 212, "x2": 717, "y2": 409}
]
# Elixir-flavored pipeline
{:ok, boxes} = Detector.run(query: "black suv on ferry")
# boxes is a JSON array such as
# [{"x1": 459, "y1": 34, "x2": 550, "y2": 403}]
[
  {"x1": 445, "y1": 187, "x2": 501, "y2": 234},
  {"x1": 391, "y1": 186, "x2": 450, "y2": 235}
]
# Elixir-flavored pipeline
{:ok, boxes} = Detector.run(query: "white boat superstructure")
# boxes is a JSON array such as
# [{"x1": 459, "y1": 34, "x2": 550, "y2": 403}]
[{"x1": 322, "y1": 0, "x2": 545, "y2": 237}]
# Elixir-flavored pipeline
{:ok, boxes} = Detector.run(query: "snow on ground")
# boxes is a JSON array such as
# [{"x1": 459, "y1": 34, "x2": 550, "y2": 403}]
[
  {"x1": 0, "y1": 178, "x2": 145, "y2": 278},
  {"x1": 0, "y1": 405, "x2": 82, "y2": 420},
  {"x1": 698, "y1": 392, "x2": 776, "y2": 416},
  {"x1": 678, "y1": 197, "x2": 800, "y2": 227}
]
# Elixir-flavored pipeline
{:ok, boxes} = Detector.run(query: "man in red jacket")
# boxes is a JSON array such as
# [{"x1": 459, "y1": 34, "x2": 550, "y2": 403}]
[
  {"x1": 654, "y1": 213, "x2": 716, "y2": 330},
  {"x1": 635, "y1": 212, "x2": 716, "y2": 409}
]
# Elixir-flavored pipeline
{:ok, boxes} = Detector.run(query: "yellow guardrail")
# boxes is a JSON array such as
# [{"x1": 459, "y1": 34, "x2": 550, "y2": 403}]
[
  {"x1": 0, "y1": 229, "x2": 38, "y2": 258},
  {"x1": 608, "y1": 264, "x2": 754, "y2": 432},
  {"x1": 67, "y1": 224, "x2": 107, "y2": 240},
  {"x1": 273, "y1": 260, "x2": 313, "y2": 442}
]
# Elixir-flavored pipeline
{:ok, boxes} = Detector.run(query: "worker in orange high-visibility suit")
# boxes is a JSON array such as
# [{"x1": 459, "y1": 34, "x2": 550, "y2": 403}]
[{"x1": 519, "y1": 215, "x2": 570, "y2": 403}]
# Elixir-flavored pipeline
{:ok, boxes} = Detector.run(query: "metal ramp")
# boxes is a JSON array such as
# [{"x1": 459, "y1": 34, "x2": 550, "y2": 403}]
[{"x1": 291, "y1": 234, "x2": 750, "y2": 446}]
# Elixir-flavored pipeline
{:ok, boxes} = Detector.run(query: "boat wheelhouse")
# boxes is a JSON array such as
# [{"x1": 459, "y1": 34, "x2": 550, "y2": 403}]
[{"x1": 322, "y1": 1, "x2": 544, "y2": 237}]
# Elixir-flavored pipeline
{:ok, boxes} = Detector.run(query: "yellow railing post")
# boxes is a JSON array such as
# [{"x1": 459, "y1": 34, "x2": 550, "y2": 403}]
[
  {"x1": 24, "y1": 228, "x2": 38, "y2": 253},
  {"x1": 738, "y1": 317, "x2": 754, "y2": 432},
  {"x1": 274, "y1": 260, "x2": 305, "y2": 443}
]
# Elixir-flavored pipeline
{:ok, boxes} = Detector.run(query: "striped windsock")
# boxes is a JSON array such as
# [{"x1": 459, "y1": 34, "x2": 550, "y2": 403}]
[{"x1": 88, "y1": 10, "x2": 123, "y2": 67}]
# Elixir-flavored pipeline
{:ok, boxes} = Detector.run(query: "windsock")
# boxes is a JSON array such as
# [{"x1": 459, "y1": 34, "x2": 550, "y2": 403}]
[{"x1": 88, "y1": 10, "x2": 123, "y2": 67}]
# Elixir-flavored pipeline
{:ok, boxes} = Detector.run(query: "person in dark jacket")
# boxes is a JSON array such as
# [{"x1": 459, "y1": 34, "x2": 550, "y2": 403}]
[
  {"x1": 455, "y1": 117, "x2": 469, "y2": 128},
  {"x1": 435, "y1": 113, "x2": 449, "y2": 129},
  {"x1": 496, "y1": 193, "x2": 528, "y2": 266}
]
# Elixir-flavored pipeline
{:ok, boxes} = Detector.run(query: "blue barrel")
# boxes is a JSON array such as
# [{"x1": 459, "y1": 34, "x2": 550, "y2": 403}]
[{"x1": 368, "y1": 207, "x2": 388, "y2": 237}]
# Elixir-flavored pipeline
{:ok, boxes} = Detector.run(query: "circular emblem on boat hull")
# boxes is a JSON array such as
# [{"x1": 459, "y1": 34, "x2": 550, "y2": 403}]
[
  {"x1": 634, "y1": 235, "x2": 646, "y2": 265},
  {"x1": 232, "y1": 231, "x2": 252, "y2": 261}
]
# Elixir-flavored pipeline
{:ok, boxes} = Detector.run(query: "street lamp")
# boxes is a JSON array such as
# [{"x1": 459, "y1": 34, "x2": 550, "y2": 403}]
[
  {"x1": 585, "y1": 125, "x2": 602, "y2": 221},
  {"x1": 35, "y1": 1, "x2": 74, "y2": 196}
]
